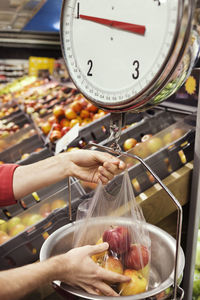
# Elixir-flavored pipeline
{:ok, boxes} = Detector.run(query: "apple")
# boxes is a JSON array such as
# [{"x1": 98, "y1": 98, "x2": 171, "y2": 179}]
[
  {"x1": 61, "y1": 126, "x2": 70, "y2": 136},
  {"x1": 21, "y1": 213, "x2": 32, "y2": 226},
  {"x1": 70, "y1": 119, "x2": 80, "y2": 128},
  {"x1": 141, "y1": 134, "x2": 152, "y2": 143},
  {"x1": 60, "y1": 118, "x2": 70, "y2": 128},
  {"x1": 87, "y1": 103, "x2": 98, "y2": 113},
  {"x1": 53, "y1": 105, "x2": 65, "y2": 118},
  {"x1": 7, "y1": 217, "x2": 21, "y2": 233},
  {"x1": 27, "y1": 214, "x2": 43, "y2": 226},
  {"x1": 118, "y1": 269, "x2": 147, "y2": 296},
  {"x1": 163, "y1": 132, "x2": 173, "y2": 145},
  {"x1": 70, "y1": 101, "x2": 82, "y2": 113},
  {"x1": 124, "y1": 244, "x2": 149, "y2": 270},
  {"x1": 103, "y1": 256, "x2": 123, "y2": 275},
  {"x1": 92, "y1": 237, "x2": 108, "y2": 264},
  {"x1": 103, "y1": 226, "x2": 131, "y2": 254},
  {"x1": 51, "y1": 123, "x2": 61, "y2": 131},
  {"x1": 9, "y1": 224, "x2": 26, "y2": 237},
  {"x1": 0, "y1": 232, "x2": 10, "y2": 245},
  {"x1": 133, "y1": 142, "x2": 150, "y2": 158},
  {"x1": 64, "y1": 108, "x2": 77, "y2": 120},
  {"x1": 50, "y1": 199, "x2": 66, "y2": 211},
  {"x1": 41, "y1": 121, "x2": 51, "y2": 135},
  {"x1": 0, "y1": 219, "x2": 7, "y2": 233},
  {"x1": 171, "y1": 128, "x2": 184, "y2": 141},
  {"x1": 123, "y1": 138, "x2": 137, "y2": 151},
  {"x1": 49, "y1": 130, "x2": 62, "y2": 143},
  {"x1": 80, "y1": 109, "x2": 90, "y2": 119},
  {"x1": 39, "y1": 203, "x2": 52, "y2": 218},
  {"x1": 146, "y1": 136, "x2": 163, "y2": 154}
]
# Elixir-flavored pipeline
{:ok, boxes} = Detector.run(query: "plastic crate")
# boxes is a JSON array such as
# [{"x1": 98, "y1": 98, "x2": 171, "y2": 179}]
[
  {"x1": 0, "y1": 198, "x2": 83, "y2": 270},
  {"x1": 0, "y1": 134, "x2": 47, "y2": 163},
  {"x1": 0, "y1": 181, "x2": 84, "y2": 270}
]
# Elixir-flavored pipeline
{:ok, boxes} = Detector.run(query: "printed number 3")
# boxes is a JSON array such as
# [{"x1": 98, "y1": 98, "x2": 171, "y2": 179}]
[{"x1": 132, "y1": 60, "x2": 140, "y2": 79}]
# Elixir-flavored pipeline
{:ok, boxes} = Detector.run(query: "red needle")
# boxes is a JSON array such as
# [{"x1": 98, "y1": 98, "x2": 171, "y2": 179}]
[{"x1": 79, "y1": 14, "x2": 146, "y2": 35}]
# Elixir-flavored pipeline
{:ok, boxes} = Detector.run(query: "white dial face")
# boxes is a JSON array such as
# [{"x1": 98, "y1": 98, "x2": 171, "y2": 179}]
[{"x1": 62, "y1": 0, "x2": 179, "y2": 105}]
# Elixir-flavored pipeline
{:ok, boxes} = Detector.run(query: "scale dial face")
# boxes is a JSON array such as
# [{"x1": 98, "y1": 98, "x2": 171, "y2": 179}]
[{"x1": 61, "y1": 0, "x2": 180, "y2": 108}]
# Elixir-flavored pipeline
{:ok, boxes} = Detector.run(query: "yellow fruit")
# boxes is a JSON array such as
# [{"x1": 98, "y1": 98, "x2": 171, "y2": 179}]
[
  {"x1": 118, "y1": 269, "x2": 147, "y2": 296},
  {"x1": 91, "y1": 237, "x2": 108, "y2": 264}
]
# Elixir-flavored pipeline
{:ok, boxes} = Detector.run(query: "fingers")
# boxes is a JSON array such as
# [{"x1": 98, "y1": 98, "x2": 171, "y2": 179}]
[
  {"x1": 94, "y1": 281, "x2": 120, "y2": 297},
  {"x1": 85, "y1": 243, "x2": 109, "y2": 255},
  {"x1": 98, "y1": 267, "x2": 131, "y2": 284}
]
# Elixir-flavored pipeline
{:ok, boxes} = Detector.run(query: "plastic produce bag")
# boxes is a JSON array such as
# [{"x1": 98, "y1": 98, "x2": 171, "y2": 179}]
[{"x1": 74, "y1": 169, "x2": 151, "y2": 296}]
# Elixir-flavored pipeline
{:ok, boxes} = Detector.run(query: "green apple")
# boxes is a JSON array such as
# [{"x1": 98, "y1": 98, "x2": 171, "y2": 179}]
[
  {"x1": 146, "y1": 136, "x2": 163, "y2": 154},
  {"x1": 0, "y1": 219, "x2": 8, "y2": 233},
  {"x1": 27, "y1": 214, "x2": 43, "y2": 226},
  {"x1": 21, "y1": 213, "x2": 32, "y2": 226},
  {"x1": 9, "y1": 224, "x2": 26, "y2": 237},
  {"x1": 7, "y1": 217, "x2": 21, "y2": 233}
]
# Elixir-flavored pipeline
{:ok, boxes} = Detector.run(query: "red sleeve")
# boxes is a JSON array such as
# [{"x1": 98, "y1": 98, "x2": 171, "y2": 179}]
[{"x1": 0, "y1": 164, "x2": 19, "y2": 207}]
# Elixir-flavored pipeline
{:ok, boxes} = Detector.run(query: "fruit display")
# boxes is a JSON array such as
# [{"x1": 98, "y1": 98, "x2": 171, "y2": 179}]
[
  {"x1": 38, "y1": 93, "x2": 107, "y2": 143},
  {"x1": 0, "y1": 105, "x2": 19, "y2": 119},
  {"x1": 193, "y1": 227, "x2": 200, "y2": 299},
  {"x1": 0, "y1": 124, "x2": 37, "y2": 153},
  {"x1": 0, "y1": 198, "x2": 66, "y2": 244},
  {"x1": 91, "y1": 225, "x2": 150, "y2": 296}
]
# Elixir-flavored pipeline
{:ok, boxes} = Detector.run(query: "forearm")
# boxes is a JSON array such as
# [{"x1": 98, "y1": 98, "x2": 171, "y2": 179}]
[
  {"x1": 0, "y1": 258, "x2": 59, "y2": 300},
  {"x1": 13, "y1": 154, "x2": 71, "y2": 200}
]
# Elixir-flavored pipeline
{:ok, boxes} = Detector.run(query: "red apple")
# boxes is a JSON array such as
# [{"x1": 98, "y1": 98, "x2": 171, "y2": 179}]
[
  {"x1": 87, "y1": 103, "x2": 98, "y2": 113},
  {"x1": 103, "y1": 226, "x2": 131, "y2": 254},
  {"x1": 53, "y1": 105, "x2": 65, "y2": 118},
  {"x1": 70, "y1": 101, "x2": 82, "y2": 113},
  {"x1": 51, "y1": 123, "x2": 61, "y2": 131},
  {"x1": 61, "y1": 126, "x2": 70, "y2": 136},
  {"x1": 60, "y1": 118, "x2": 70, "y2": 128},
  {"x1": 80, "y1": 109, "x2": 90, "y2": 119},
  {"x1": 49, "y1": 130, "x2": 62, "y2": 143},
  {"x1": 124, "y1": 244, "x2": 149, "y2": 270},
  {"x1": 123, "y1": 138, "x2": 137, "y2": 151}
]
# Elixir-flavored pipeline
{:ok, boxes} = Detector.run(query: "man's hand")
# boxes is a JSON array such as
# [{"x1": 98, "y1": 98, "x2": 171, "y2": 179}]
[{"x1": 53, "y1": 243, "x2": 130, "y2": 296}]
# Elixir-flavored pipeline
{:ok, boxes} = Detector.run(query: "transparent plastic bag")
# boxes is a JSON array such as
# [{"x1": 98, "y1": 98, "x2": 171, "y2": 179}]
[{"x1": 74, "y1": 169, "x2": 151, "y2": 296}]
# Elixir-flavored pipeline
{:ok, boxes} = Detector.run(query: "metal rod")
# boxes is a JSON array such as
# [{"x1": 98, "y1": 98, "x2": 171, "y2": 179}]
[
  {"x1": 68, "y1": 176, "x2": 72, "y2": 221},
  {"x1": 88, "y1": 142, "x2": 183, "y2": 299}
]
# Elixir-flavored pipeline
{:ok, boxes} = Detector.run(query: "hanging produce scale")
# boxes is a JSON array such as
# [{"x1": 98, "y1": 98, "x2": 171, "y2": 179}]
[{"x1": 60, "y1": 0, "x2": 200, "y2": 299}]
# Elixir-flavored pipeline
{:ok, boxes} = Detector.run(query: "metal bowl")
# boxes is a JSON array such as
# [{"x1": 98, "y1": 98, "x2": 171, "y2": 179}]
[{"x1": 40, "y1": 217, "x2": 185, "y2": 300}]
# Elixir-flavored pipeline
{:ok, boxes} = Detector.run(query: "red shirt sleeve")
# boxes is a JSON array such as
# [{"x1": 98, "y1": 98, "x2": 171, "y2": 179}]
[{"x1": 0, "y1": 164, "x2": 19, "y2": 207}]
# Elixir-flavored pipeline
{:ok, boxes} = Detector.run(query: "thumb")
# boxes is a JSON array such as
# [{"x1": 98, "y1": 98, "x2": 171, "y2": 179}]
[{"x1": 88, "y1": 242, "x2": 109, "y2": 255}]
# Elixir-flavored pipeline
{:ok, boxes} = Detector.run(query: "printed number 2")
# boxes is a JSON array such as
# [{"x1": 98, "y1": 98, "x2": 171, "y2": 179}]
[
  {"x1": 87, "y1": 60, "x2": 93, "y2": 76},
  {"x1": 132, "y1": 60, "x2": 140, "y2": 79}
]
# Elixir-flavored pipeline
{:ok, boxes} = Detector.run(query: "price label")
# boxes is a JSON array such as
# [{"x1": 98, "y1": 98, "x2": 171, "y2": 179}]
[{"x1": 55, "y1": 123, "x2": 79, "y2": 155}]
